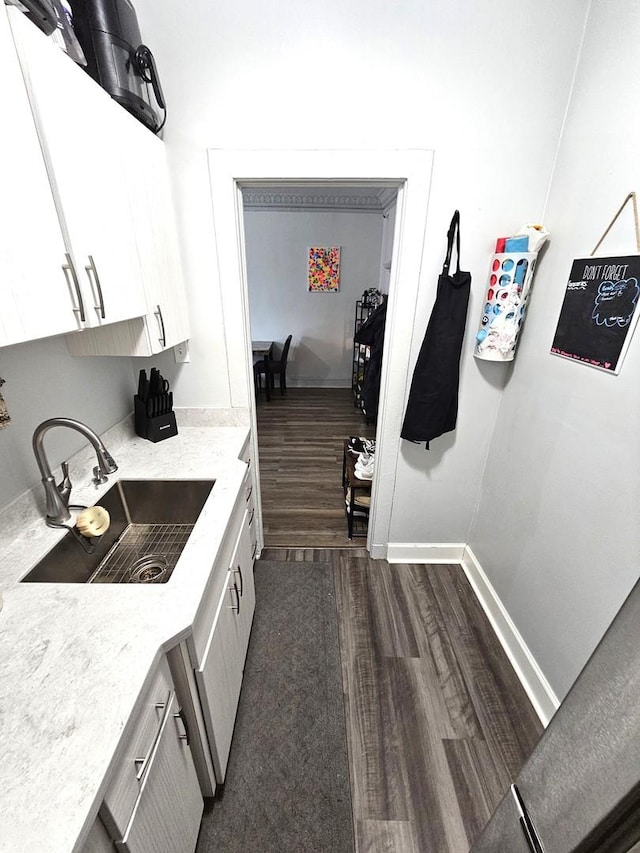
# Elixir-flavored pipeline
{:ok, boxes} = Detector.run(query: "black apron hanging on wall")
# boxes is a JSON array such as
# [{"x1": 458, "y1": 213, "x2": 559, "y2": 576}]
[{"x1": 401, "y1": 210, "x2": 471, "y2": 448}]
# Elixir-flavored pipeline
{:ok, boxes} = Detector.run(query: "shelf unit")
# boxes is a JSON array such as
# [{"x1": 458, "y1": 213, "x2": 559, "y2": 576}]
[
  {"x1": 351, "y1": 298, "x2": 378, "y2": 413},
  {"x1": 342, "y1": 440, "x2": 371, "y2": 539}
]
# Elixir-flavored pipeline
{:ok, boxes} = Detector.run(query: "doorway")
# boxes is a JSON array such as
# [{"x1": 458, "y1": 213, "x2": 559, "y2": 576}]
[
  {"x1": 242, "y1": 184, "x2": 396, "y2": 547},
  {"x1": 207, "y1": 149, "x2": 434, "y2": 559}
]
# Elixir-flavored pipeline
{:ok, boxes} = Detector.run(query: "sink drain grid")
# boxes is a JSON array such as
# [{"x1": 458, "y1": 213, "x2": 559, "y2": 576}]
[{"x1": 88, "y1": 523, "x2": 195, "y2": 584}]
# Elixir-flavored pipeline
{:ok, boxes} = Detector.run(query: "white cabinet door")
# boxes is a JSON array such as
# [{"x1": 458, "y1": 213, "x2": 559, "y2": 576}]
[
  {"x1": 195, "y1": 572, "x2": 244, "y2": 782},
  {"x1": 115, "y1": 693, "x2": 203, "y2": 853},
  {"x1": 66, "y1": 114, "x2": 190, "y2": 357},
  {"x1": 194, "y1": 509, "x2": 256, "y2": 783},
  {"x1": 0, "y1": 6, "x2": 81, "y2": 346},
  {"x1": 232, "y1": 510, "x2": 256, "y2": 666},
  {"x1": 9, "y1": 9, "x2": 146, "y2": 329},
  {"x1": 125, "y1": 119, "x2": 190, "y2": 352}
]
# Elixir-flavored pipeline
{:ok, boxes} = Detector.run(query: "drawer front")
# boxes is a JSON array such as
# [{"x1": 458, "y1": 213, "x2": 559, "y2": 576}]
[
  {"x1": 114, "y1": 692, "x2": 203, "y2": 853},
  {"x1": 101, "y1": 657, "x2": 172, "y2": 837}
]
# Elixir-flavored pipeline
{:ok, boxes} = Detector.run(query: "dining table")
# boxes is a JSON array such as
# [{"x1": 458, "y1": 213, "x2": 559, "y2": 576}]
[{"x1": 252, "y1": 340, "x2": 274, "y2": 401}]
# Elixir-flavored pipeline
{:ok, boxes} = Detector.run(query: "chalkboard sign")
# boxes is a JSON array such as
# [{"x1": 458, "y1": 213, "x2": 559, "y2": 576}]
[{"x1": 551, "y1": 255, "x2": 640, "y2": 373}]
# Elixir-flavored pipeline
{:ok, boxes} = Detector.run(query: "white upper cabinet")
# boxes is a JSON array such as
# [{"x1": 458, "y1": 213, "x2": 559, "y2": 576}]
[
  {"x1": 123, "y1": 117, "x2": 190, "y2": 353},
  {"x1": 8, "y1": 8, "x2": 147, "y2": 329},
  {"x1": 67, "y1": 112, "x2": 190, "y2": 357},
  {"x1": 0, "y1": 6, "x2": 82, "y2": 347}
]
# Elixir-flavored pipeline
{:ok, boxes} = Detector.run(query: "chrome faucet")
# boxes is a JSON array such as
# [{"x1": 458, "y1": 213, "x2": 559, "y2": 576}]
[{"x1": 32, "y1": 418, "x2": 118, "y2": 526}]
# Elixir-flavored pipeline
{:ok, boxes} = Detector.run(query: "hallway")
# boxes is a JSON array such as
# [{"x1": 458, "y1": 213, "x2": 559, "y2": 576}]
[{"x1": 256, "y1": 387, "x2": 375, "y2": 547}]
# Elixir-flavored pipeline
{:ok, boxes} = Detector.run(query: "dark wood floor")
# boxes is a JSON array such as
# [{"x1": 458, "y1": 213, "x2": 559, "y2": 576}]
[
  {"x1": 257, "y1": 389, "x2": 542, "y2": 851},
  {"x1": 255, "y1": 387, "x2": 375, "y2": 547},
  {"x1": 261, "y1": 548, "x2": 543, "y2": 853}
]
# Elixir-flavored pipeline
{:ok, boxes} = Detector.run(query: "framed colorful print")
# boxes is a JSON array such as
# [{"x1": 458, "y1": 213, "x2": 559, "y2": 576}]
[{"x1": 308, "y1": 246, "x2": 340, "y2": 292}]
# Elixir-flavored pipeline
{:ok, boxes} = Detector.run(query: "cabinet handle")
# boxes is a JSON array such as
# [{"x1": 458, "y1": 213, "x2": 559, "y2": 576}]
[
  {"x1": 133, "y1": 692, "x2": 172, "y2": 782},
  {"x1": 62, "y1": 253, "x2": 85, "y2": 322},
  {"x1": 511, "y1": 785, "x2": 545, "y2": 853},
  {"x1": 229, "y1": 581, "x2": 240, "y2": 614},
  {"x1": 234, "y1": 563, "x2": 243, "y2": 596},
  {"x1": 251, "y1": 541, "x2": 257, "y2": 560},
  {"x1": 85, "y1": 255, "x2": 106, "y2": 319},
  {"x1": 245, "y1": 484, "x2": 253, "y2": 503},
  {"x1": 248, "y1": 507, "x2": 255, "y2": 526},
  {"x1": 154, "y1": 304, "x2": 166, "y2": 347},
  {"x1": 173, "y1": 709, "x2": 190, "y2": 745}
]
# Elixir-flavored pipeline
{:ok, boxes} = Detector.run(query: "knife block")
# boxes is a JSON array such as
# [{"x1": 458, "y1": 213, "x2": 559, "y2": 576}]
[{"x1": 134, "y1": 396, "x2": 178, "y2": 442}]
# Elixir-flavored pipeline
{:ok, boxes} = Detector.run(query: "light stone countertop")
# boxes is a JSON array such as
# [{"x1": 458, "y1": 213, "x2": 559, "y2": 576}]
[{"x1": 0, "y1": 411, "x2": 251, "y2": 853}]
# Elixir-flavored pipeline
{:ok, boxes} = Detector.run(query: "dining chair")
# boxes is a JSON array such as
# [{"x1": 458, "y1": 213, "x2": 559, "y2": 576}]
[{"x1": 254, "y1": 335, "x2": 292, "y2": 395}]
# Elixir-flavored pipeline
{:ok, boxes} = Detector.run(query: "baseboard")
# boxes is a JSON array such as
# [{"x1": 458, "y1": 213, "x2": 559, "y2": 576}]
[
  {"x1": 384, "y1": 541, "x2": 559, "y2": 726},
  {"x1": 386, "y1": 543, "x2": 466, "y2": 563},
  {"x1": 461, "y1": 546, "x2": 560, "y2": 727}
]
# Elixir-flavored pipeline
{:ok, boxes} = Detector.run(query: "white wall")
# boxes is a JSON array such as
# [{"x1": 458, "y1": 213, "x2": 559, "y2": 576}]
[
  {"x1": 0, "y1": 336, "x2": 134, "y2": 508},
  {"x1": 469, "y1": 0, "x2": 640, "y2": 700},
  {"x1": 131, "y1": 0, "x2": 598, "y2": 693},
  {"x1": 244, "y1": 208, "x2": 383, "y2": 387},
  {"x1": 134, "y1": 0, "x2": 588, "y2": 520}
]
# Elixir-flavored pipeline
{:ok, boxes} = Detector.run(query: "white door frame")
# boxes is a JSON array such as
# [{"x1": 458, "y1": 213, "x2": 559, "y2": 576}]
[{"x1": 207, "y1": 149, "x2": 433, "y2": 557}]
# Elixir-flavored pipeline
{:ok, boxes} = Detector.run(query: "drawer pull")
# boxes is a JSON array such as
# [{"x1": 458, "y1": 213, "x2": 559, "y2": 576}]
[
  {"x1": 133, "y1": 692, "x2": 172, "y2": 781},
  {"x1": 251, "y1": 541, "x2": 257, "y2": 560},
  {"x1": 248, "y1": 507, "x2": 255, "y2": 526},
  {"x1": 245, "y1": 485, "x2": 253, "y2": 503}
]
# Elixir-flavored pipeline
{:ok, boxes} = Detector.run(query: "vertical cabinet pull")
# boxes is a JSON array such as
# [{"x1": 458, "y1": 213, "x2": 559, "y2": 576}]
[
  {"x1": 62, "y1": 253, "x2": 85, "y2": 322},
  {"x1": 511, "y1": 785, "x2": 545, "y2": 853},
  {"x1": 229, "y1": 581, "x2": 240, "y2": 614},
  {"x1": 85, "y1": 255, "x2": 106, "y2": 319},
  {"x1": 154, "y1": 304, "x2": 166, "y2": 347},
  {"x1": 235, "y1": 564, "x2": 244, "y2": 596},
  {"x1": 173, "y1": 709, "x2": 190, "y2": 745}
]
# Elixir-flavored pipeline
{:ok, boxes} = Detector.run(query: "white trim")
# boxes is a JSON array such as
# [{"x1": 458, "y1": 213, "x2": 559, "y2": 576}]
[
  {"x1": 386, "y1": 543, "x2": 466, "y2": 563},
  {"x1": 207, "y1": 148, "x2": 434, "y2": 560},
  {"x1": 461, "y1": 546, "x2": 560, "y2": 727}
]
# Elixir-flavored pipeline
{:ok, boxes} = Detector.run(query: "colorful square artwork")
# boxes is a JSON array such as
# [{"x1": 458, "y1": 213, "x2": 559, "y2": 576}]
[{"x1": 308, "y1": 246, "x2": 340, "y2": 292}]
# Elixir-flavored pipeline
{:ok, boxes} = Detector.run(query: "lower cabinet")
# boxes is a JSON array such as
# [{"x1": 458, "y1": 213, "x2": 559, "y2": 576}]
[
  {"x1": 83, "y1": 472, "x2": 257, "y2": 852},
  {"x1": 98, "y1": 658, "x2": 203, "y2": 853},
  {"x1": 195, "y1": 505, "x2": 255, "y2": 782}
]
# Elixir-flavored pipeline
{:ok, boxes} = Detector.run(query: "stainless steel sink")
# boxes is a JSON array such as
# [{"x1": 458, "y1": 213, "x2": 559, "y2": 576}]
[{"x1": 21, "y1": 479, "x2": 215, "y2": 584}]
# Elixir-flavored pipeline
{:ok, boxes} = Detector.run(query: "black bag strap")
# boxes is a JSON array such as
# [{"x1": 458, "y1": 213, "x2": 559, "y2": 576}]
[{"x1": 443, "y1": 210, "x2": 461, "y2": 275}]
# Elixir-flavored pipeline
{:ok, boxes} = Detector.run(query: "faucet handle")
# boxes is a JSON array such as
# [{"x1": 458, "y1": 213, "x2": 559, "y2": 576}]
[{"x1": 92, "y1": 465, "x2": 109, "y2": 486}]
